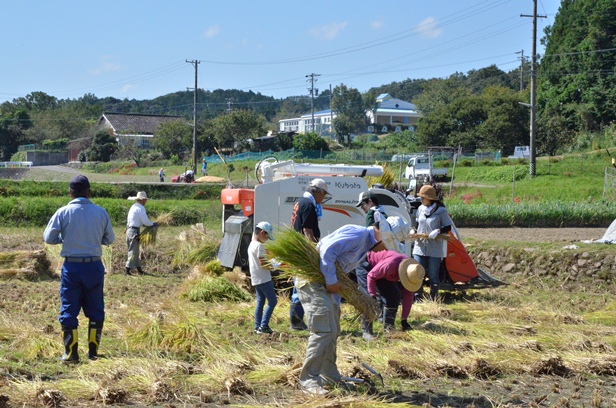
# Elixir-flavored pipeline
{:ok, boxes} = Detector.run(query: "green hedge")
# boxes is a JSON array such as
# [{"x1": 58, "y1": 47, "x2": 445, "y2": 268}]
[
  {"x1": 0, "y1": 180, "x2": 224, "y2": 201},
  {"x1": 0, "y1": 197, "x2": 221, "y2": 227},
  {"x1": 448, "y1": 202, "x2": 616, "y2": 228}
]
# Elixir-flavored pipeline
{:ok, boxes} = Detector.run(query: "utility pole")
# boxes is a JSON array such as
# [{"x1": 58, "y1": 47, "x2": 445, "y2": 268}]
[
  {"x1": 186, "y1": 59, "x2": 200, "y2": 173},
  {"x1": 329, "y1": 84, "x2": 333, "y2": 136},
  {"x1": 306, "y1": 73, "x2": 320, "y2": 133},
  {"x1": 515, "y1": 50, "x2": 526, "y2": 91},
  {"x1": 521, "y1": 0, "x2": 546, "y2": 177},
  {"x1": 226, "y1": 98, "x2": 234, "y2": 114}
]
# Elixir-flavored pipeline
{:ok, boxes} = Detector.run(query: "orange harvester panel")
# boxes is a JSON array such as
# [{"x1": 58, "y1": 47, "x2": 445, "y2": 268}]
[
  {"x1": 445, "y1": 232, "x2": 479, "y2": 283},
  {"x1": 221, "y1": 188, "x2": 255, "y2": 217}
]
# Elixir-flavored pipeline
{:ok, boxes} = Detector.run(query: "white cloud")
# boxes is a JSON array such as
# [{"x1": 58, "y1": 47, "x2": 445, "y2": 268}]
[
  {"x1": 121, "y1": 84, "x2": 134, "y2": 93},
  {"x1": 204, "y1": 25, "x2": 220, "y2": 38},
  {"x1": 88, "y1": 57, "x2": 121, "y2": 76},
  {"x1": 414, "y1": 17, "x2": 442, "y2": 39},
  {"x1": 370, "y1": 18, "x2": 385, "y2": 30},
  {"x1": 309, "y1": 22, "x2": 348, "y2": 40}
]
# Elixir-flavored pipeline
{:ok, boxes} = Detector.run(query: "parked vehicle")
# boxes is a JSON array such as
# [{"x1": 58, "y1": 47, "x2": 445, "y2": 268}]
[
  {"x1": 508, "y1": 146, "x2": 530, "y2": 160},
  {"x1": 404, "y1": 155, "x2": 448, "y2": 180}
]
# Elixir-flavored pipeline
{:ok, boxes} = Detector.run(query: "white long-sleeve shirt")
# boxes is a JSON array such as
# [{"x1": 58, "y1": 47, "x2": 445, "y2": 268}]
[{"x1": 126, "y1": 202, "x2": 153, "y2": 228}]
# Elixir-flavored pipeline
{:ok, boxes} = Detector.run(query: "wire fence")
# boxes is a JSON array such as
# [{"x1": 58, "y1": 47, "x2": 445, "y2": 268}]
[
  {"x1": 204, "y1": 148, "x2": 500, "y2": 164},
  {"x1": 604, "y1": 167, "x2": 616, "y2": 199}
]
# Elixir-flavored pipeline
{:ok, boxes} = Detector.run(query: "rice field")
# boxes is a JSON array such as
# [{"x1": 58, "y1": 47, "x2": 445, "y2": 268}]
[{"x1": 0, "y1": 227, "x2": 615, "y2": 407}]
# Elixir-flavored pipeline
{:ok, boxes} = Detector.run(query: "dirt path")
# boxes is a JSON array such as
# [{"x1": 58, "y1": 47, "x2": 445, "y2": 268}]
[{"x1": 458, "y1": 227, "x2": 607, "y2": 243}]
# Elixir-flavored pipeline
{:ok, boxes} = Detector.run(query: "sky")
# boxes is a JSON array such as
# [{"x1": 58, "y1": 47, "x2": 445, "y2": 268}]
[{"x1": 0, "y1": 0, "x2": 562, "y2": 104}]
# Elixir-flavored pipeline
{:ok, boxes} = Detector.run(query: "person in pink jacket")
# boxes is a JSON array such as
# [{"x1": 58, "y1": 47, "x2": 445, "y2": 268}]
[{"x1": 366, "y1": 250, "x2": 425, "y2": 331}]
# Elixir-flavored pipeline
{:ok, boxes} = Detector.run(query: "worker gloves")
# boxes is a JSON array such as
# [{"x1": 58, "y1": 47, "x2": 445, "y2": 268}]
[{"x1": 428, "y1": 229, "x2": 440, "y2": 239}]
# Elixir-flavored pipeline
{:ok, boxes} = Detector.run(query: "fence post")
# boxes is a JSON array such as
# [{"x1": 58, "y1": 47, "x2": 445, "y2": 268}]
[{"x1": 512, "y1": 165, "x2": 517, "y2": 202}]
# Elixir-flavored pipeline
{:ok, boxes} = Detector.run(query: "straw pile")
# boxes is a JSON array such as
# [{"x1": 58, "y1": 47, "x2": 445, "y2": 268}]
[
  {"x1": 365, "y1": 162, "x2": 395, "y2": 189},
  {"x1": 265, "y1": 228, "x2": 379, "y2": 321},
  {"x1": 0, "y1": 250, "x2": 53, "y2": 281},
  {"x1": 140, "y1": 212, "x2": 174, "y2": 247}
]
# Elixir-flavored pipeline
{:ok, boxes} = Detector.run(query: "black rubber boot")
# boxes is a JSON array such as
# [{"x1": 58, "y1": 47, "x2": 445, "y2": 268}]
[
  {"x1": 361, "y1": 317, "x2": 374, "y2": 341},
  {"x1": 290, "y1": 314, "x2": 308, "y2": 331},
  {"x1": 383, "y1": 307, "x2": 398, "y2": 332},
  {"x1": 429, "y1": 284, "x2": 439, "y2": 301},
  {"x1": 137, "y1": 267, "x2": 145, "y2": 275},
  {"x1": 125, "y1": 267, "x2": 132, "y2": 276},
  {"x1": 61, "y1": 327, "x2": 79, "y2": 363},
  {"x1": 88, "y1": 321, "x2": 103, "y2": 360}
]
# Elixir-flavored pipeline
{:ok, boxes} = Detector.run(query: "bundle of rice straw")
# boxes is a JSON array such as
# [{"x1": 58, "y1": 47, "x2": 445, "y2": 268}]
[
  {"x1": 265, "y1": 227, "x2": 379, "y2": 321},
  {"x1": 0, "y1": 250, "x2": 52, "y2": 281},
  {"x1": 140, "y1": 212, "x2": 174, "y2": 247}
]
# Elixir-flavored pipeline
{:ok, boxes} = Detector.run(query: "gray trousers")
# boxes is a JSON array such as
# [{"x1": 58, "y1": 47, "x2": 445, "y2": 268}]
[
  {"x1": 296, "y1": 282, "x2": 341, "y2": 390},
  {"x1": 125, "y1": 228, "x2": 142, "y2": 269}
]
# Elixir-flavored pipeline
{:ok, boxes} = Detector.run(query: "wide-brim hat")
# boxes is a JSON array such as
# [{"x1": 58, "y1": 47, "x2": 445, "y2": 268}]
[
  {"x1": 398, "y1": 258, "x2": 425, "y2": 293},
  {"x1": 418, "y1": 185, "x2": 438, "y2": 201},
  {"x1": 128, "y1": 191, "x2": 149, "y2": 201}
]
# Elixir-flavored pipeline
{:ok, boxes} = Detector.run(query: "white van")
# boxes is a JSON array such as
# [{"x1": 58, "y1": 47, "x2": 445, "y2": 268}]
[{"x1": 509, "y1": 146, "x2": 530, "y2": 159}]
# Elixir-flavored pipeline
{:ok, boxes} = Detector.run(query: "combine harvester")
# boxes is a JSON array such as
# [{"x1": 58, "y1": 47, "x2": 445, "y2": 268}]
[{"x1": 217, "y1": 157, "x2": 504, "y2": 292}]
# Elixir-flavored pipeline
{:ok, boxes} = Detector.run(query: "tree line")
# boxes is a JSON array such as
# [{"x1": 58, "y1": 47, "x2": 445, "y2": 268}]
[{"x1": 1, "y1": 0, "x2": 614, "y2": 162}]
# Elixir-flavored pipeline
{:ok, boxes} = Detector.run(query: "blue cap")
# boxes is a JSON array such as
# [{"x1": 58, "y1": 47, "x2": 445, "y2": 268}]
[
  {"x1": 69, "y1": 175, "x2": 90, "y2": 190},
  {"x1": 256, "y1": 221, "x2": 274, "y2": 240}
]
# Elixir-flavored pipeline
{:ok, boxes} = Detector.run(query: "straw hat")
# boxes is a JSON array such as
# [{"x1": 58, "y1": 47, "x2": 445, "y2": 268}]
[
  {"x1": 418, "y1": 185, "x2": 438, "y2": 201},
  {"x1": 128, "y1": 191, "x2": 149, "y2": 201},
  {"x1": 398, "y1": 258, "x2": 425, "y2": 292}
]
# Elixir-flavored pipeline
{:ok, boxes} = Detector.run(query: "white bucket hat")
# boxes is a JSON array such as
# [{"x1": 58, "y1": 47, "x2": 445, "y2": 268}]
[
  {"x1": 398, "y1": 258, "x2": 425, "y2": 293},
  {"x1": 128, "y1": 191, "x2": 149, "y2": 201}
]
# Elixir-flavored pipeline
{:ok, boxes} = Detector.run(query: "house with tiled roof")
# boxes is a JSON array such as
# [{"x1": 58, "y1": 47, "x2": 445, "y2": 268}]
[{"x1": 97, "y1": 112, "x2": 184, "y2": 149}]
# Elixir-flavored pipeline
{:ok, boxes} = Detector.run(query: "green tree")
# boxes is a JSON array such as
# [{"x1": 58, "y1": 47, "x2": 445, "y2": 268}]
[
  {"x1": 413, "y1": 75, "x2": 470, "y2": 117},
  {"x1": 331, "y1": 84, "x2": 365, "y2": 146},
  {"x1": 538, "y1": 0, "x2": 616, "y2": 134},
  {"x1": 210, "y1": 110, "x2": 268, "y2": 152},
  {"x1": 293, "y1": 132, "x2": 330, "y2": 151},
  {"x1": 0, "y1": 110, "x2": 32, "y2": 160},
  {"x1": 416, "y1": 86, "x2": 528, "y2": 152},
  {"x1": 375, "y1": 130, "x2": 420, "y2": 153},
  {"x1": 153, "y1": 119, "x2": 192, "y2": 159},
  {"x1": 88, "y1": 131, "x2": 117, "y2": 162}
]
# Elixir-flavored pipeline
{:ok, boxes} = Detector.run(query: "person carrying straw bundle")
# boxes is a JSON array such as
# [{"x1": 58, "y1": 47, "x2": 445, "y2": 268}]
[
  {"x1": 269, "y1": 224, "x2": 386, "y2": 395},
  {"x1": 44, "y1": 175, "x2": 115, "y2": 362},
  {"x1": 125, "y1": 191, "x2": 157, "y2": 276}
]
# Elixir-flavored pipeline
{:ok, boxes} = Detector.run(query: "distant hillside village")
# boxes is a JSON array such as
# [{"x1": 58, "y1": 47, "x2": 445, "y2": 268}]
[{"x1": 279, "y1": 93, "x2": 421, "y2": 137}]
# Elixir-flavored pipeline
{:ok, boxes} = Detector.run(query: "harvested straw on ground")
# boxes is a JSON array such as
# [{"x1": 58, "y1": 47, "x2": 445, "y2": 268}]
[
  {"x1": 265, "y1": 228, "x2": 380, "y2": 321},
  {"x1": 140, "y1": 212, "x2": 174, "y2": 247},
  {"x1": 0, "y1": 250, "x2": 53, "y2": 281}
]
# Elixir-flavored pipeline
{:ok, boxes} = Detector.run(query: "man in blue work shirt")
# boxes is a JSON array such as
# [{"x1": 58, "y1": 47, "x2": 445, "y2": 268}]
[
  {"x1": 296, "y1": 224, "x2": 386, "y2": 395},
  {"x1": 44, "y1": 175, "x2": 115, "y2": 362}
]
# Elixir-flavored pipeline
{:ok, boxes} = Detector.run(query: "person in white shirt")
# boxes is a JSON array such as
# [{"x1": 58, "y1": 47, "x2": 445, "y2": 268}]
[
  {"x1": 248, "y1": 221, "x2": 277, "y2": 334},
  {"x1": 125, "y1": 191, "x2": 156, "y2": 275}
]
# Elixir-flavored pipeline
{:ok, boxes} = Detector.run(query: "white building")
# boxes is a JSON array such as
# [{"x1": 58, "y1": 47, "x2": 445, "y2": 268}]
[
  {"x1": 279, "y1": 109, "x2": 335, "y2": 135},
  {"x1": 278, "y1": 93, "x2": 422, "y2": 135}
]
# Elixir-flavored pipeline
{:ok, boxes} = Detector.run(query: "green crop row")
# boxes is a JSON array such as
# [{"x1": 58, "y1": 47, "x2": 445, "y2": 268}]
[
  {"x1": 0, "y1": 180, "x2": 224, "y2": 201},
  {"x1": 448, "y1": 201, "x2": 615, "y2": 228},
  {"x1": 0, "y1": 197, "x2": 222, "y2": 228}
]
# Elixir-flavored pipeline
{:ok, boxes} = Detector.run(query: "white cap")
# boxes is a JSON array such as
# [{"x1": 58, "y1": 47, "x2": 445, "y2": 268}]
[{"x1": 309, "y1": 178, "x2": 328, "y2": 194}]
